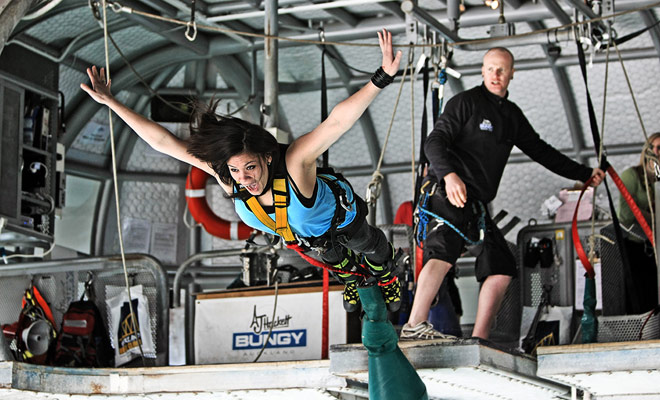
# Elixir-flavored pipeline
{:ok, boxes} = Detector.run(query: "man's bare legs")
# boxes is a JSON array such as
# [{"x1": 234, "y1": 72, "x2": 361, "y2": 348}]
[
  {"x1": 471, "y1": 274, "x2": 512, "y2": 339},
  {"x1": 406, "y1": 259, "x2": 453, "y2": 327}
]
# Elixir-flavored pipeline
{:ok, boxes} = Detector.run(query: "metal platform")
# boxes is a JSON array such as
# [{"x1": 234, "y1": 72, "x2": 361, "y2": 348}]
[
  {"x1": 537, "y1": 340, "x2": 660, "y2": 399},
  {"x1": 0, "y1": 339, "x2": 566, "y2": 400},
  {"x1": 3, "y1": 339, "x2": 660, "y2": 399},
  {"x1": 331, "y1": 338, "x2": 570, "y2": 400}
]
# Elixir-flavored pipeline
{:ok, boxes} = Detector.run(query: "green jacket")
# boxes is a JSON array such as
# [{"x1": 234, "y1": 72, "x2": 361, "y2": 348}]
[{"x1": 617, "y1": 166, "x2": 654, "y2": 229}]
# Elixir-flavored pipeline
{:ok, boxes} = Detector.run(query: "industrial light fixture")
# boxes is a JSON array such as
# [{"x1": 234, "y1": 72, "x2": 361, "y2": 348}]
[{"x1": 484, "y1": 0, "x2": 499, "y2": 10}]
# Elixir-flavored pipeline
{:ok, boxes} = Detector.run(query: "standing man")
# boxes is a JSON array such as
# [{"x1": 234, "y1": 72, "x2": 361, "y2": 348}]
[{"x1": 400, "y1": 47, "x2": 605, "y2": 340}]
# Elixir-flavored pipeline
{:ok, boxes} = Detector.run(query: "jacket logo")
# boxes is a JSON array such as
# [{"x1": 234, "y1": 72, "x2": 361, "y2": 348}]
[{"x1": 479, "y1": 119, "x2": 493, "y2": 132}]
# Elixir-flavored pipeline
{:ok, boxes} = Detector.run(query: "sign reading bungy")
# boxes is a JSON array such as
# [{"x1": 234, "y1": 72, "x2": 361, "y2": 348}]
[{"x1": 194, "y1": 289, "x2": 346, "y2": 364}]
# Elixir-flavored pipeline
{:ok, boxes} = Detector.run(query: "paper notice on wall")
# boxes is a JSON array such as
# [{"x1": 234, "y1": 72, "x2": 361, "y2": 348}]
[
  {"x1": 78, "y1": 121, "x2": 110, "y2": 147},
  {"x1": 151, "y1": 222, "x2": 177, "y2": 265},
  {"x1": 574, "y1": 259, "x2": 602, "y2": 310},
  {"x1": 121, "y1": 218, "x2": 151, "y2": 254}
]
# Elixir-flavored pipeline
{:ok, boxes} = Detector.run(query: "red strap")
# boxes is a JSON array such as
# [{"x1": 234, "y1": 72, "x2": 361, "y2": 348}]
[
  {"x1": 607, "y1": 166, "x2": 654, "y2": 246},
  {"x1": 378, "y1": 275, "x2": 398, "y2": 286},
  {"x1": 572, "y1": 166, "x2": 656, "y2": 279},
  {"x1": 286, "y1": 243, "x2": 356, "y2": 360},
  {"x1": 322, "y1": 270, "x2": 329, "y2": 359},
  {"x1": 571, "y1": 177, "x2": 596, "y2": 278},
  {"x1": 286, "y1": 243, "x2": 369, "y2": 279}
]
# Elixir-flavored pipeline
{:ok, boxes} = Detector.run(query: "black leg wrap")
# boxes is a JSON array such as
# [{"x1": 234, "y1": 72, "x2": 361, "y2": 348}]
[{"x1": 362, "y1": 243, "x2": 403, "y2": 312}]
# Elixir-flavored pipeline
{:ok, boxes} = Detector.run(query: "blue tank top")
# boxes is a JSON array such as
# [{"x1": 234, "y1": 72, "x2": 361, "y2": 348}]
[{"x1": 234, "y1": 175, "x2": 357, "y2": 238}]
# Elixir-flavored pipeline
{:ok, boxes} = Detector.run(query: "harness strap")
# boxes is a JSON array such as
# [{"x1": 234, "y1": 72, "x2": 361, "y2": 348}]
[
  {"x1": 571, "y1": 176, "x2": 596, "y2": 279},
  {"x1": 416, "y1": 187, "x2": 486, "y2": 246},
  {"x1": 272, "y1": 177, "x2": 296, "y2": 242},
  {"x1": 286, "y1": 243, "x2": 370, "y2": 279},
  {"x1": 573, "y1": 35, "x2": 654, "y2": 285},
  {"x1": 608, "y1": 166, "x2": 654, "y2": 245},
  {"x1": 238, "y1": 177, "x2": 297, "y2": 243}
]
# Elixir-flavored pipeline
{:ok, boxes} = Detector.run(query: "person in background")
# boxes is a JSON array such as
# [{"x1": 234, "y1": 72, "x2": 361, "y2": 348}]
[
  {"x1": 616, "y1": 132, "x2": 660, "y2": 313},
  {"x1": 81, "y1": 29, "x2": 403, "y2": 313},
  {"x1": 401, "y1": 47, "x2": 605, "y2": 341}
]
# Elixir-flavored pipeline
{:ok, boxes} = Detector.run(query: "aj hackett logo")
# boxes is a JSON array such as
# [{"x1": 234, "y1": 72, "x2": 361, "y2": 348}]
[
  {"x1": 232, "y1": 305, "x2": 306, "y2": 350},
  {"x1": 250, "y1": 305, "x2": 292, "y2": 333}
]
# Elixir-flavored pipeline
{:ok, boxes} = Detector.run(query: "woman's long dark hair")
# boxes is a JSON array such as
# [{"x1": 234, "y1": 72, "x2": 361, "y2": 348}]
[{"x1": 187, "y1": 100, "x2": 280, "y2": 186}]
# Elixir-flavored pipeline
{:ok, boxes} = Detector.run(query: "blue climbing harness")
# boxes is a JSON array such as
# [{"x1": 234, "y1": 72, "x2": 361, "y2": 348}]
[{"x1": 415, "y1": 181, "x2": 486, "y2": 246}]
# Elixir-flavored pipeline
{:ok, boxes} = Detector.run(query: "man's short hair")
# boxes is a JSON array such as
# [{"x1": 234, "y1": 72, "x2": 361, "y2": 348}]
[{"x1": 485, "y1": 47, "x2": 515, "y2": 67}]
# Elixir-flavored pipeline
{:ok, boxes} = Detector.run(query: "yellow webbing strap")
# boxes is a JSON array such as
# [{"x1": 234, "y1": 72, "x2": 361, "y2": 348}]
[
  {"x1": 242, "y1": 177, "x2": 296, "y2": 243},
  {"x1": 245, "y1": 196, "x2": 276, "y2": 231},
  {"x1": 273, "y1": 177, "x2": 296, "y2": 242}
]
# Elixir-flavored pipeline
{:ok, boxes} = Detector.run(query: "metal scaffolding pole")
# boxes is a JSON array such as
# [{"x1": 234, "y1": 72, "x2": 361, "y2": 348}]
[{"x1": 264, "y1": 0, "x2": 279, "y2": 129}]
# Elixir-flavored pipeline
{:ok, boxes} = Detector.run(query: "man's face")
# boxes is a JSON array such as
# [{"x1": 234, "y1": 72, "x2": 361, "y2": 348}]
[{"x1": 481, "y1": 49, "x2": 514, "y2": 98}]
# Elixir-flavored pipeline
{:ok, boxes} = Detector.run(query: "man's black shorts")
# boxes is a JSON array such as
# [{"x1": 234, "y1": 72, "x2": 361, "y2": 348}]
[{"x1": 420, "y1": 179, "x2": 517, "y2": 282}]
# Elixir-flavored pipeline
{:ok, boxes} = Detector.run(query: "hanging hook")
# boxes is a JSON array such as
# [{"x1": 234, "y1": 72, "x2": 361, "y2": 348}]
[
  {"x1": 89, "y1": 0, "x2": 102, "y2": 20},
  {"x1": 318, "y1": 26, "x2": 326, "y2": 44},
  {"x1": 185, "y1": 0, "x2": 197, "y2": 42}
]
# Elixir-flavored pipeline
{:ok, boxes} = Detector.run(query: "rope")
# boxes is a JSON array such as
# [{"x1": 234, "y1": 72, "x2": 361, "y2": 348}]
[
  {"x1": 409, "y1": 49, "x2": 416, "y2": 211},
  {"x1": 588, "y1": 30, "x2": 611, "y2": 263},
  {"x1": 101, "y1": 0, "x2": 146, "y2": 366},
  {"x1": 287, "y1": 244, "x2": 370, "y2": 280},
  {"x1": 416, "y1": 195, "x2": 486, "y2": 246},
  {"x1": 101, "y1": 0, "x2": 660, "y2": 50},
  {"x1": 253, "y1": 279, "x2": 278, "y2": 362},
  {"x1": 366, "y1": 47, "x2": 412, "y2": 207}
]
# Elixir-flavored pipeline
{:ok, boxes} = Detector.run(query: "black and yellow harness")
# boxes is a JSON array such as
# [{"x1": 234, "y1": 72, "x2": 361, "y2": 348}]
[{"x1": 234, "y1": 146, "x2": 371, "y2": 279}]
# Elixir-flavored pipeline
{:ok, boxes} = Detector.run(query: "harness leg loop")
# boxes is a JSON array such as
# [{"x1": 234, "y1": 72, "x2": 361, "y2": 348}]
[
  {"x1": 329, "y1": 248, "x2": 364, "y2": 312},
  {"x1": 362, "y1": 243, "x2": 403, "y2": 312}
]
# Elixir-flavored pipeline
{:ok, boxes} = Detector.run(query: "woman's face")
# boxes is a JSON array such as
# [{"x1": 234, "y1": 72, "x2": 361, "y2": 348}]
[
  {"x1": 645, "y1": 137, "x2": 660, "y2": 177},
  {"x1": 227, "y1": 152, "x2": 271, "y2": 195},
  {"x1": 650, "y1": 137, "x2": 660, "y2": 158}
]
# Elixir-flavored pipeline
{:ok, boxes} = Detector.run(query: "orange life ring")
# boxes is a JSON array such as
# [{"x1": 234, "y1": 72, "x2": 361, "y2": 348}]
[{"x1": 185, "y1": 167, "x2": 254, "y2": 240}]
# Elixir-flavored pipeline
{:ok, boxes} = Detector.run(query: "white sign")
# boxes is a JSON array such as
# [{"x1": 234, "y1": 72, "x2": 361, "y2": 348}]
[
  {"x1": 194, "y1": 289, "x2": 346, "y2": 364},
  {"x1": 121, "y1": 218, "x2": 151, "y2": 254},
  {"x1": 150, "y1": 222, "x2": 178, "y2": 265}
]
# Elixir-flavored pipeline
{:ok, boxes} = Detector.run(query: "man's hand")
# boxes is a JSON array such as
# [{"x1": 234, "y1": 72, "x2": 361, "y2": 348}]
[
  {"x1": 589, "y1": 168, "x2": 605, "y2": 187},
  {"x1": 444, "y1": 172, "x2": 467, "y2": 208}
]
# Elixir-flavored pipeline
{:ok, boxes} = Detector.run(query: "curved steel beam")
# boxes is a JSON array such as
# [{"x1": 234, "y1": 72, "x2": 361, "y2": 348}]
[
  {"x1": 7, "y1": 18, "x2": 134, "y2": 71},
  {"x1": 65, "y1": 45, "x2": 205, "y2": 147},
  {"x1": 117, "y1": 66, "x2": 182, "y2": 170},
  {"x1": 528, "y1": 20, "x2": 586, "y2": 164},
  {"x1": 116, "y1": 0, "x2": 210, "y2": 55},
  {"x1": 210, "y1": 54, "x2": 262, "y2": 122},
  {"x1": 323, "y1": 45, "x2": 394, "y2": 222},
  {"x1": 640, "y1": 9, "x2": 660, "y2": 59},
  {"x1": 0, "y1": 0, "x2": 38, "y2": 55}
]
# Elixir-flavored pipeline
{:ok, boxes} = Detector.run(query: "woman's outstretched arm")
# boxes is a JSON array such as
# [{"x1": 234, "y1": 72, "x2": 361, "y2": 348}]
[
  {"x1": 286, "y1": 29, "x2": 402, "y2": 196},
  {"x1": 80, "y1": 66, "x2": 218, "y2": 179}
]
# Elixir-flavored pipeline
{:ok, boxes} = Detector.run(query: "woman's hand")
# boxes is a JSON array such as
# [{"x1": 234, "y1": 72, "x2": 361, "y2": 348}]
[
  {"x1": 80, "y1": 65, "x2": 113, "y2": 105},
  {"x1": 377, "y1": 29, "x2": 402, "y2": 77}
]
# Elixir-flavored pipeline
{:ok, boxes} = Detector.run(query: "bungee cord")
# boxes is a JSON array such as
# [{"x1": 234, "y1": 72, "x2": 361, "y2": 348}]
[
  {"x1": 100, "y1": 0, "x2": 146, "y2": 366},
  {"x1": 365, "y1": 47, "x2": 413, "y2": 219}
]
